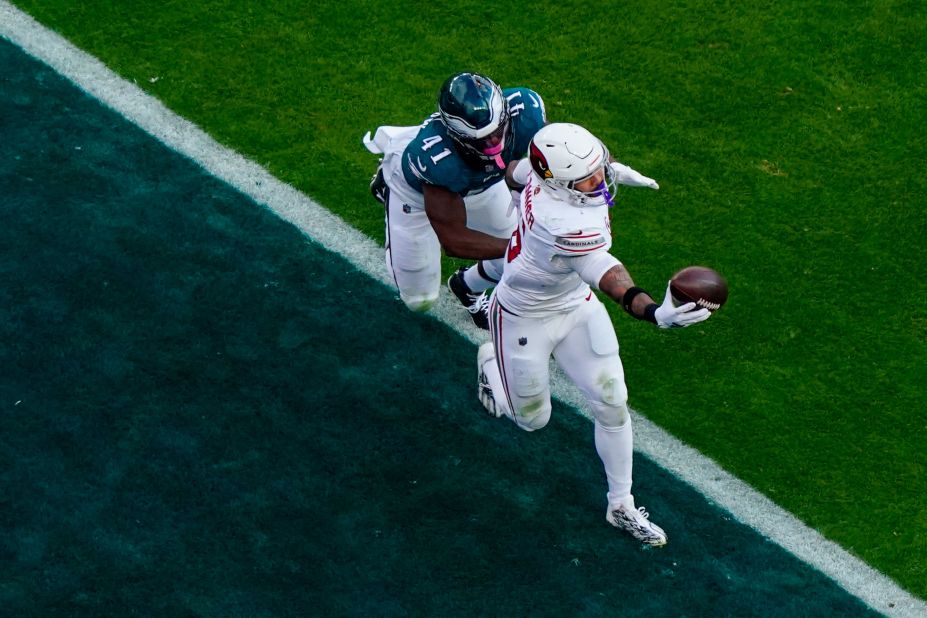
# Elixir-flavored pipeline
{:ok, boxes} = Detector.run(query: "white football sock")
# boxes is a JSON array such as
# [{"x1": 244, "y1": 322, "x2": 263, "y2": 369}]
[
  {"x1": 594, "y1": 418, "x2": 634, "y2": 507},
  {"x1": 462, "y1": 258, "x2": 504, "y2": 292}
]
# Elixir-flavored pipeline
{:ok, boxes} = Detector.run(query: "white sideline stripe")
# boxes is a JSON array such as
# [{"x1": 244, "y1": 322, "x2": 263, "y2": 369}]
[{"x1": 1, "y1": 3, "x2": 922, "y2": 616}]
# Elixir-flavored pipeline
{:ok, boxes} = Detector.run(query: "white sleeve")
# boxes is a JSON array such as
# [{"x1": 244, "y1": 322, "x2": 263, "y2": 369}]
[
  {"x1": 610, "y1": 161, "x2": 659, "y2": 189},
  {"x1": 363, "y1": 125, "x2": 421, "y2": 155},
  {"x1": 567, "y1": 250, "x2": 622, "y2": 289}
]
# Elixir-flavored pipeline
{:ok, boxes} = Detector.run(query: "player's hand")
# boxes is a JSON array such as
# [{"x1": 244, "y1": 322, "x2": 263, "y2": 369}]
[
  {"x1": 654, "y1": 281, "x2": 710, "y2": 328},
  {"x1": 610, "y1": 161, "x2": 659, "y2": 190}
]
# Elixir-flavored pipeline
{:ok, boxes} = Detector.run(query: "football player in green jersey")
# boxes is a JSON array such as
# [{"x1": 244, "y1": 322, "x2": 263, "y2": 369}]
[{"x1": 364, "y1": 72, "x2": 546, "y2": 328}]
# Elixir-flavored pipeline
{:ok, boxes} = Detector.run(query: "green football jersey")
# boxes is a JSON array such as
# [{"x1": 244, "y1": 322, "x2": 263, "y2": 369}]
[{"x1": 401, "y1": 87, "x2": 546, "y2": 197}]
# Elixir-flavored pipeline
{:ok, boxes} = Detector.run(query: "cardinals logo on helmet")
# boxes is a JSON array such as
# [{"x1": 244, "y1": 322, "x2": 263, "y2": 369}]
[{"x1": 529, "y1": 141, "x2": 553, "y2": 179}]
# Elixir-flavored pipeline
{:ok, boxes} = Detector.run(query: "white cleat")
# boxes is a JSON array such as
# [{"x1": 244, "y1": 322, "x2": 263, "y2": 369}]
[
  {"x1": 477, "y1": 342, "x2": 504, "y2": 418},
  {"x1": 606, "y1": 495, "x2": 668, "y2": 546}
]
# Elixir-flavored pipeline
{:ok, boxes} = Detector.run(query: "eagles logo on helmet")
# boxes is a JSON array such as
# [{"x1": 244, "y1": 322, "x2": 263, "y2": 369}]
[{"x1": 438, "y1": 72, "x2": 512, "y2": 169}]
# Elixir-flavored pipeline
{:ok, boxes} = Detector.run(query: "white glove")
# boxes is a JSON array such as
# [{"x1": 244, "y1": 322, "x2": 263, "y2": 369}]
[
  {"x1": 610, "y1": 161, "x2": 659, "y2": 190},
  {"x1": 653, "y1": 281, "x2": 711, "y2": 328}
]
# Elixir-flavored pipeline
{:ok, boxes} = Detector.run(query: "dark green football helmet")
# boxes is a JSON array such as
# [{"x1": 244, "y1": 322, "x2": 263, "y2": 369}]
[{"x1": 437, "y1": 72, "x2": 511, "y2": 169}]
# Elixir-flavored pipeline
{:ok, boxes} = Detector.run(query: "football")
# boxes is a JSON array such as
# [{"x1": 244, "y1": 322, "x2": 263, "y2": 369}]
[{"x1": 670, "y1": 266, "x2": 728, "y2": 312}]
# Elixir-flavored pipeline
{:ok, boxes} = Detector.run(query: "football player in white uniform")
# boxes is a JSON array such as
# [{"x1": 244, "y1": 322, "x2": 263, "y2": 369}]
[
  {"x1": 478, "y1": 123, "x2": 710, "y2": 546},
  {"x1": 364, "y1": 73, "x2": 660, "y2": 330}
]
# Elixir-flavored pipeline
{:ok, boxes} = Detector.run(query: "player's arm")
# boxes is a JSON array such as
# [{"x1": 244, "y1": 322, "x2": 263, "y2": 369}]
[
  {"x1": 597, "y1": 263, "x2": 711, "y2": 328},
  {"x1": 597, "y1": 264, "x2": 658, "y2": 320},
  {"x1": 557, "y1": 231, "x2": 705, "y2": 326},
  {"x1": 607, "y1": 157, "x2": 660, "y2": 190},
  {"x1": 505, "y1": 158, "x2": 532, "y2": 192},
  {"x1": 557, "y1": 240, "x2": 655, "y2": 319},
  {"x1": 423, "y1": 184, "x2": 510, "y2": 259}
]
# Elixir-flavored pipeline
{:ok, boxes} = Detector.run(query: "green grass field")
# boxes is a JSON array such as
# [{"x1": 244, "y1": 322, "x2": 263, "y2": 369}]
[{"x1": 6, "y1": 0, "x2": 927, "y2": 603}]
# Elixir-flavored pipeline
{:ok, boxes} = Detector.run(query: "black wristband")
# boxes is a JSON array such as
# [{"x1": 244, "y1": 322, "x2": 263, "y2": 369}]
[
  {"x1": 643, "y1": 303, "x2": 658, "y2": 324},
  {"x1": 621, "y1": 286, "x2": 648, "y2": 315}
]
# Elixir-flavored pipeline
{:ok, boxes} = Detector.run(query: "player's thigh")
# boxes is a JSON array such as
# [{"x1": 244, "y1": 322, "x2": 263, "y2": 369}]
[
  {"x1": 553, "y1": 298, "x2": 628, "y2": 409},
  {"x1": 463, "y1": 181, "x2": 516, "y2": 239},
  {"x1": 385, "y1": 196, "x2": 441, "y2": 310},
  {"x1": 490, "y1": 303, "x2": 555, "y2": 430}
]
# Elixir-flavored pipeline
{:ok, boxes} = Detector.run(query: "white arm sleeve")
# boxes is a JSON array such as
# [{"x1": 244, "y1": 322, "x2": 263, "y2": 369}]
[{"x1": 569, "y1": 251, "x2": 622, "y2": 289}]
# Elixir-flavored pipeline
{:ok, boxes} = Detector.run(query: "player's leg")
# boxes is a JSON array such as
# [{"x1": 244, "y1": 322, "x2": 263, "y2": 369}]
[
  {"x1": 553, "y1": 297, "x2": 667, "y2": 545},
  {"x1": 448, "y1": 263, "x2": 492, "y2": 330},
  {"x1": 448, "y1": 182, "x2": 516, "y2": 327},
  {"x1": 364, "y1": 126, "x2": 415, "y2": 207},
  {"x1": 372, "y1": 130, "x2": 442, "y2": 312},
  {"x1": 448, "y1": 259, "x2": 502, "y2": 330},
  {"x1": 384, "y1": 190, "x2": 441, "y2": 312},
  {"x1": 460, "y1": 181, "x2": 514, "y2": 291},
  {"x1": 553, "y1": 299, "x2": 632, "y2": 503},
  {"x1": 463, "y1": 180, "x2": 517, "y2": 238},
  {"x1": 459, "y1": 257, "x2": 504, "y2": 292},
  {"x1": 479, "y1": 298, "x2": 555, "y2": 431}
]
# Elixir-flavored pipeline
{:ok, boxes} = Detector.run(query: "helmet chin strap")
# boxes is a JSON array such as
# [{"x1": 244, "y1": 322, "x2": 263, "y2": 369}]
[{"x1": 483, "y1": 141, "x2": 505, "y2": 169}]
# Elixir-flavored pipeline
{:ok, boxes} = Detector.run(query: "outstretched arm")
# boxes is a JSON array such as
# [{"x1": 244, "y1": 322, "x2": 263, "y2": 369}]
[
  {"x1": 597, "y1": 264, "x2": 710, "y2": 328},
  {"x1": 608, "y1": 158, "x2": 660, "y2": 190},
  {"x1": 598, "y1": 264, "x2": 658, "y2": 318},
  {"x1": 423, "y1": 184, "x2": 510, "y2": 260}
]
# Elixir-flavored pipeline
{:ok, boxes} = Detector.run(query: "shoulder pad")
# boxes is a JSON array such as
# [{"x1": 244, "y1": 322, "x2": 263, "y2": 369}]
[
  {"x1": 504, "y1": 88, "x2": 547, "y2": 159},
  {"x1": 532, "y1": 195, "x2": 611, "y2": 254},
  {"x1": 503, "y1": 87, "x2": 546, "y2": 120},
  {"x1": 402, "y1": 120, "x2": 469, "y2": 193}
]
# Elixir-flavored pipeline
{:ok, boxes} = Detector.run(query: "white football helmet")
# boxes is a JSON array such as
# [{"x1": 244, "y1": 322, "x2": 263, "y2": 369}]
[{"x1": 529, "y1": 123, "x2": 618, "y2": 207}]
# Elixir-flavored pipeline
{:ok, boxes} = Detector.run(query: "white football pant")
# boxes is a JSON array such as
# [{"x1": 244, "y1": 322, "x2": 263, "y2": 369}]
[
  {"x1": 384, "y1": 178, "x2": 514, "y2": 312},
  {"x1": 374, "y1": 128, "x2": 515, "y2": 311},
  {"x1": 483, "y1": 294, "x2": 634, "y2": 505}
]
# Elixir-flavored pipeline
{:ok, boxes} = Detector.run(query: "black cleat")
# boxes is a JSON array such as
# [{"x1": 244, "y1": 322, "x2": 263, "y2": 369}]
[
  {"x1": 370, "y1": 164, "x2": 389, "y2": 206},
  {"x1": 448, "y1": 267, "x2": 490, "y2": 330}
]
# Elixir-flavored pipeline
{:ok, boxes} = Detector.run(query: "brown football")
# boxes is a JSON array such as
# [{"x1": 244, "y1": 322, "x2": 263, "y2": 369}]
[{"x1": 670, "y1": 266, "x2": 728, "y2": 312}]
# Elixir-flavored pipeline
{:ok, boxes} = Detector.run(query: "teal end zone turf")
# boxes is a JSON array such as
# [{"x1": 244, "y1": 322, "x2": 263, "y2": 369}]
[{"x1": 0, "y1": 39, "x2": 878, "y2": 616}]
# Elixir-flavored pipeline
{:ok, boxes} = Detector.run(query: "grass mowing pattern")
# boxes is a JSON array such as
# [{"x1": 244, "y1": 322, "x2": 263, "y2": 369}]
[{"x1": 7, "y1": 0, "x2": 927, "y2": 599}]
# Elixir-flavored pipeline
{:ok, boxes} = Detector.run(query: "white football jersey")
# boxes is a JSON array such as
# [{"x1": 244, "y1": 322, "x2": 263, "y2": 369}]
[{"x1": 493, "y1": 176, "x2": 621, "y2": 318}]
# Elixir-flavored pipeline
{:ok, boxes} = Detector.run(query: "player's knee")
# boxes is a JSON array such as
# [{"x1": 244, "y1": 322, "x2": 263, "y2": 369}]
[
  {"x1": 598, "y1": 375, "x2": 627, "y2": 407},
  {"x1": 593, "y1": 376, "x2": 630, "y2": 429},
  {"x1": 513, "y1": 399, "x2": 552, "y2": 431},
  {"x1": 595, "y1": 401, "x2": 630, "y2": 430},
  {"x1": 399, "y1": 292, "x2": 438, "y2": 313}
]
